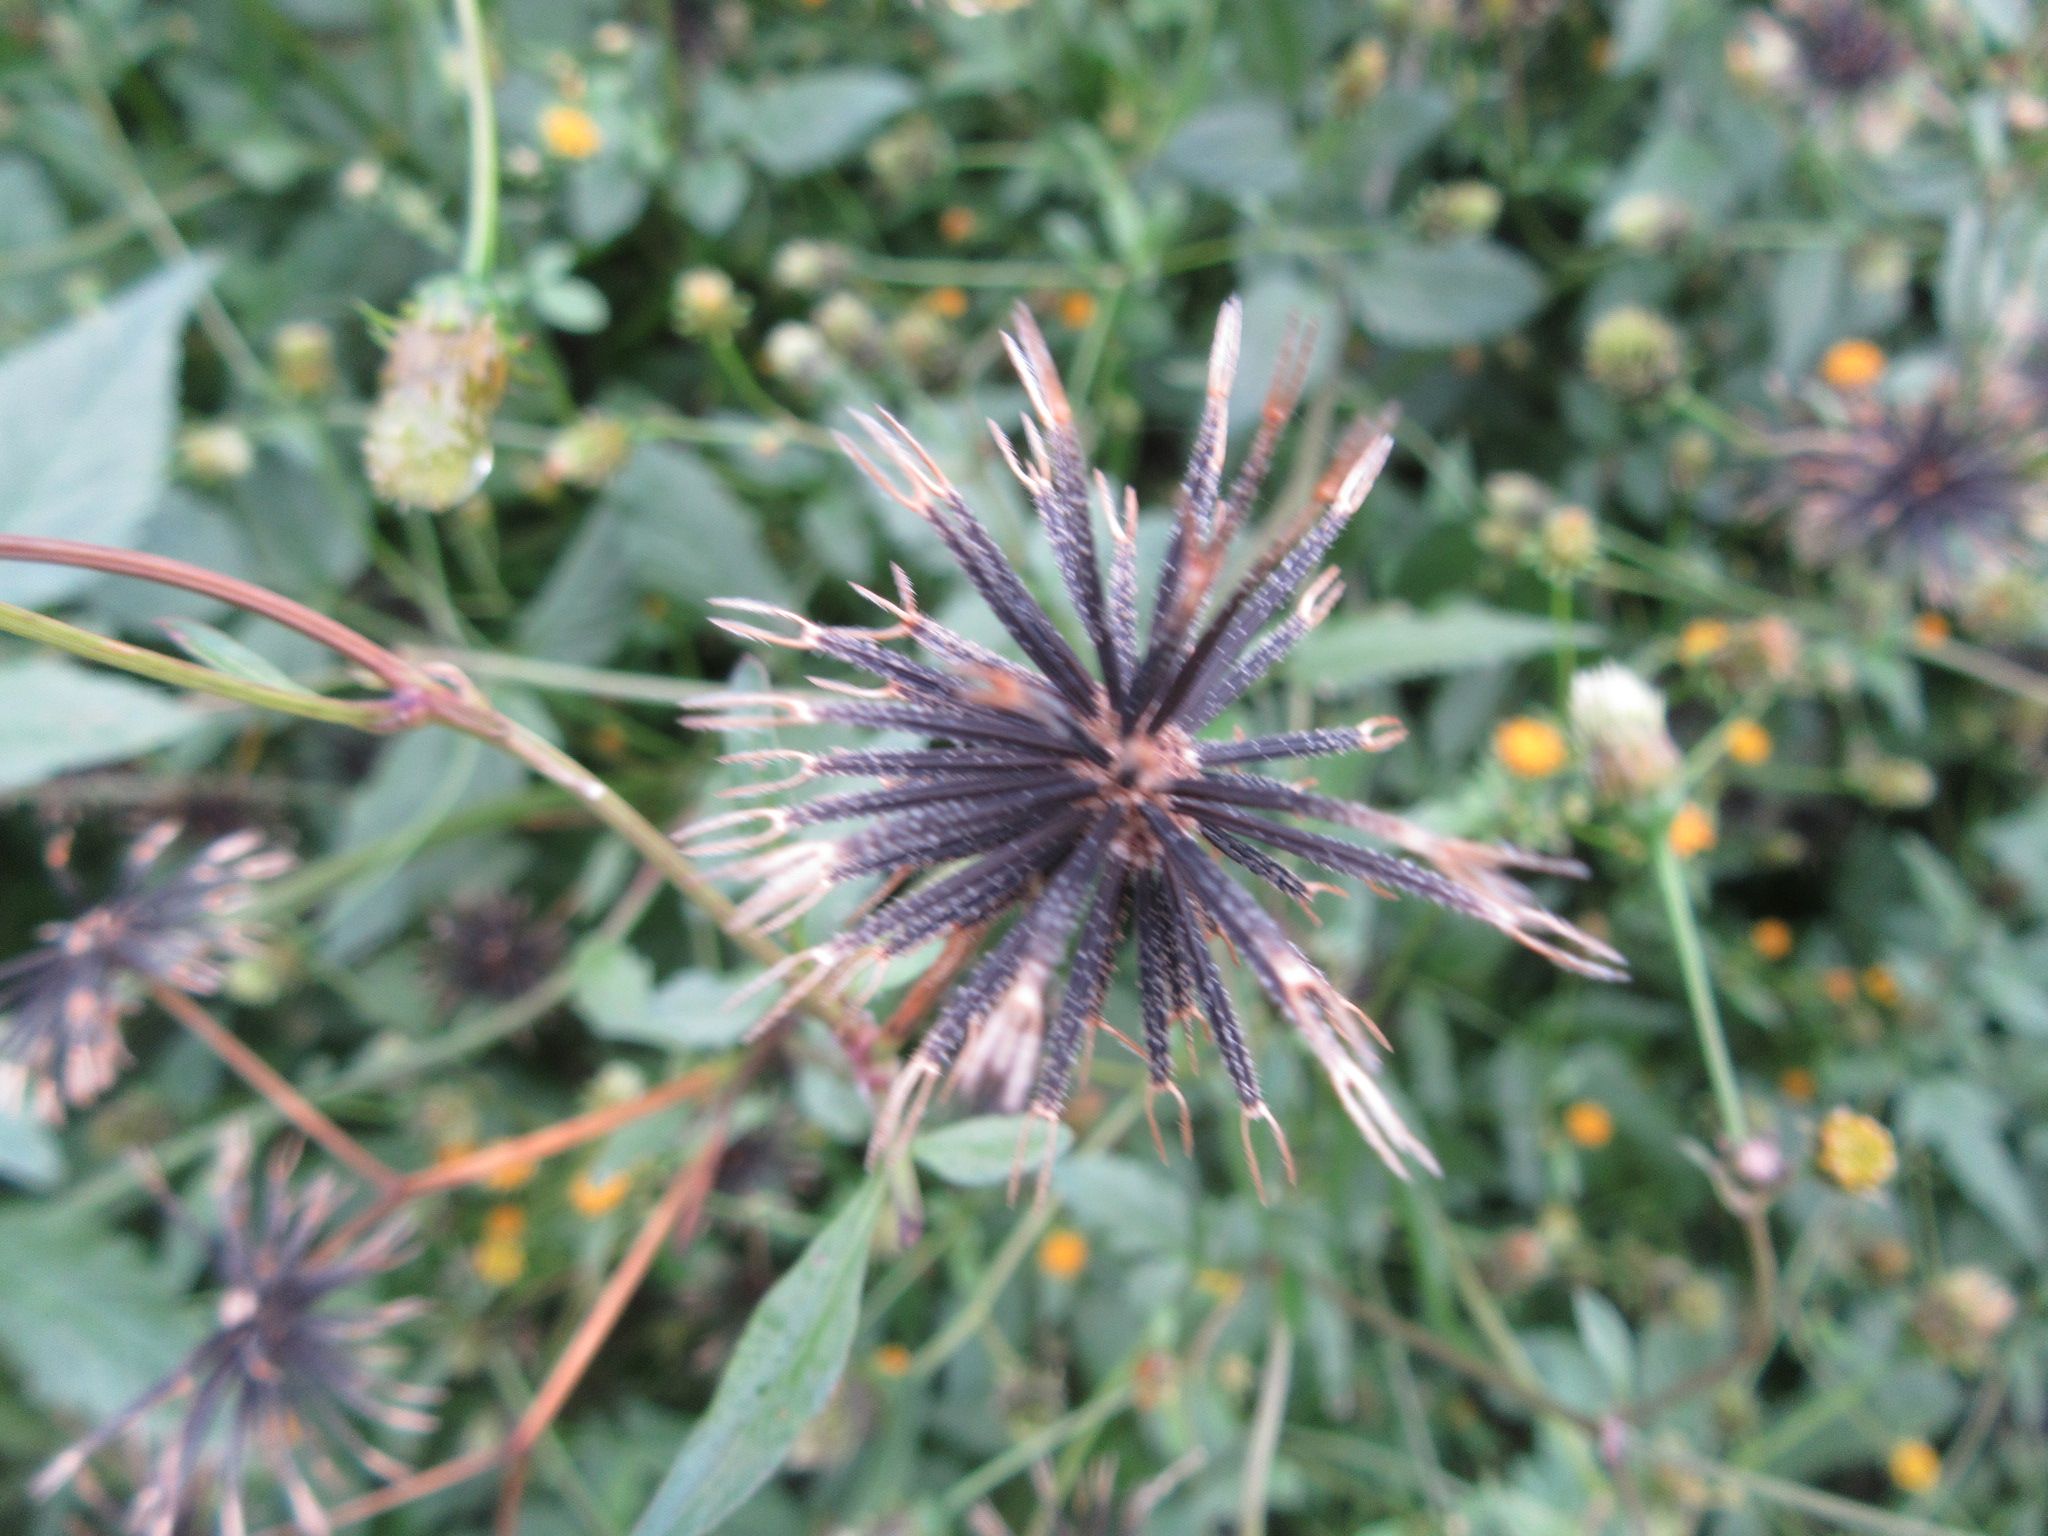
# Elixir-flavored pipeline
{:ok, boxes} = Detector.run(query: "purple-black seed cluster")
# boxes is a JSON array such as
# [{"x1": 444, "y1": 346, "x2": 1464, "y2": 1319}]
[{"x1": 685, "y1": 301, "x2": 1626, "y2": 1188}]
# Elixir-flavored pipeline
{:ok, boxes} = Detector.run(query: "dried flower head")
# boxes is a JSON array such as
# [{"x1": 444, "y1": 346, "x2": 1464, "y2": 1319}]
[
  {"x1": 1779, "y1": 0, "x2": 1908, "y2": 93},
  {"x1": 361, "y1": 282, "x2": 510, "y2": 512},
  {"x1": 683, "y1": 301, "x2": 1625, "y2": 1191},
  {"x1": 0, "y1": 824, "x2": 291, "y2": 1120},
  {"x1": 1772, "y1": 383, "x2": 2048, "y2": 608},
  {"x1": 425, "y1": 893, "x2": 566, "y2": 1002},
  {"x1": 34, "y1": 1133, "x2": 434, "y2": 1536},
  {"x1": 1568, "y1": 663, "x2": 1681, "y2": 802}
]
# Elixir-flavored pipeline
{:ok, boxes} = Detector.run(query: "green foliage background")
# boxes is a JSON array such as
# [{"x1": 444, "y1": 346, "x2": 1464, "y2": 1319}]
[{"x1": 2, "y1": 0, "x2": 2047, "y2": 1532}]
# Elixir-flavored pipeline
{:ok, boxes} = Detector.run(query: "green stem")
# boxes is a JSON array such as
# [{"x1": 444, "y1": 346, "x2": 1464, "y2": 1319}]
[
  {"x1": 934, "y1": 1377, "x2": 1137, "y2": 1519},
  {"x1": 452, "y1": 0, "x2": 499, "y2": 283},
  {"x1": 0, "y1": 601, "x2": 394, "y2": 730},
  {"x1": 1550, "y1": 577, "x2": 1576, "y2": 707},
  {"x1": 1653, "y1": 837, "x2": 1750, "y2": 1145}
]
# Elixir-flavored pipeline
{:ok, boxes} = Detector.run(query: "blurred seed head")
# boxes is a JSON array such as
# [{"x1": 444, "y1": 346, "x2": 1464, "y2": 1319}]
[
  {"x1": 1815, "y1": 1106, "x2": 1898, "y2": 1193},
  {"x1": 1568, "y1": 663, "x2": 1680, "y2": 802},
  {"x1": 865, "y1": 116, "x2": 951, "y2": 201},
  {"x1": 362, "y1": 283, "x2": 510, "y2": 512},
  {"x1": 1912, "y1": 1266, "x2": 2018, "y2": 1369},
  {"x1": 814, "y1": 291, "x2": 884, "y2": 363},
  {"x1": 1779, "y1": 0, "x2": 1909, "y2": 93},
  {"x1": 1, "y1": 824, "x2": 291, "y2": 1121},
  {"x1": 1333, "y1": 37, "x2": 1390, "y2": 110},
  {"x1": 1607, "y1": 191, "x2": 1692, "y2": 253},
  {"x1": 1774, "y1": 380, "x2": 2048, "y2": 609},
  {"x1": 33, "y1": 1132, "x2": 433, "y2": 1535},
  {"x1": 426, "y1": 893, "x2": 566, "y2": 1002},
  {"x1": 761, "y1": 321, "x2": 833, "y2": 392}
]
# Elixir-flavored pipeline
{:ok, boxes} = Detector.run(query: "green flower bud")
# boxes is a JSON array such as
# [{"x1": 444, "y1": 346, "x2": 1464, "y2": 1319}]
[
  {"x1": 814, "y1": 291, "x2": 882, "y2": 361},
  {"x1": 1585, "y1": 305, "x2": 1685, "y2": 403},
  {"x1": 770, "y1": 239, "x2": 854, "y2": 294},
  {"x1": 671, "y1": 266, "x2": 751, "y2": 338},
  {"x1": 179, "y1": 422, "x2": 255, "y2": 483},
  {"x1": 542, "y1": 412, "x2": 632, "y2": 489},
  {"x1": 270, "y1": 321, "x2": 337, "y2": 398},
  {"x1": 1415, "y1": 179, "x2": 1503, "y2": 241},
  {"x1": 761, "y1": 321, "x2": 831, "y2": 392}
]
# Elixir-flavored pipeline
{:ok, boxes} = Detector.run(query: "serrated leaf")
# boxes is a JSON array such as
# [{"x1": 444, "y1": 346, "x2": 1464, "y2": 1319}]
[
  {"x1": 0, "y1": 657, "x2": 206, "y2": 792},
  {"x1": 1287, "y1": 604, "x2": 1600, "y2": 694},
  {"x1": 913, "y1": 1114, "x2": 1074, "y2": 1188},
  {"x1": 631, "y1": 1179, "x2": 884, "y2": 1536},
  {"x1": 0, "y1": 258, "x2": 215, "y2": 606},
  {"x1": 737, "y1": 70, "x2": 915, "y2": 177},
  {"x1": 603, "y1": 445, "x2": 792, "y2": 612},
  {"x1": 1900, "y1": 1079, "x2": 2047, "y2": 1260},
  {"x1": 1349, "y1": 241, "x2": 1547, "y2": 348},
  {"x1": 0, "y1": 1208, "x2": 202, "y2": 1419}
]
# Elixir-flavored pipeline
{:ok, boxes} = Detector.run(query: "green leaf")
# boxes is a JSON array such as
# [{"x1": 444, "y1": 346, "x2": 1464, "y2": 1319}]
[
  {"x1": 1050, "y1": 1153, "x2": 1190, "y2": 1255},
  {"x1": 0, "y1": 657, "x2": 206, "y2": 792},
  {"x1": 516, "y1": 506, "x2": 636, "y2": 665},
  {"x1": 1572, "y1": 1288, "x2": 1636, "y2": 1400},
  {"x1": 737, "y1": 70, "x2": 915, "y2": 177},
  {"x1": 913, "y1": 1114, "x2": 1074, "y2": 1188},
  {"x1": 1609, "y1": 0, "x2": 1676, "y2": 73},
  {"x1": 1349, "y1": 240, "x2": 1547, "y2": 348},
  {"x1": 159, "y1": 618, "x2": 315, "y2": 695},
  {"x1": 1158, "y1": 101, "x2": 1302, "y2": 202},
  {"x1": 0, "y1": 1208, "x2": 202, "y2": 1420},
  {"x1": 579, "y1": 958, "x2": 768, "y2": 1051},
  {"x1": 1899, "y1": 1079, "x2": 2047, "y2": 1260},
  {"x1": 1287, "y1": 603, "x2": 1600, "y2": 694},
  {"x1": 0, "y1": 258, "x2": 215, "y2": 606},
  {"x1": 631, "y1": 1179, "x2": 885, "y2": 1536},
  {"x1": 603, "y1": 444, "x2": 792, "y2": 611},
  {"x1": 0, "y1": 1105, "x2": 61, "y2": 1191}
]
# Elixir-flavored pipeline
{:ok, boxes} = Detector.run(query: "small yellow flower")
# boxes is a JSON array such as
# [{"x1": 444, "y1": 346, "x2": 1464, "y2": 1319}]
[
  {"x1": 1493, "y1": 716, "x2": 1570, "y2": 779},
  {"x1": 486, "y1": 1157, "x2": 538, "y2": 1193},
  {"x1": 1037, "y1": 1226, "x2": 1090, "y2": 1280},
  {"x1": 926, "y1": 286, "x2": 969, "y2": 320},
  {"x1": 1861, "y1": 965, "x2": 1901, "y2": 1007},
  {"x1": 473, "y1": 1237, "x2": 526, "y2": 1286},
  {"x1": 1667, "y1": 802, "x2": 1718, "y2": 859},
  {"x1": 1817, "y1": 1107, "x2": 1898, "y2": 1194},
  {"x1": 569, "y1": 1167, "x2": 632, "y2": 1217},
  {"x1": 1821, "y1": 967, "x2": 1859, "y2": 1006},
  {"x1": 871, "y1": 1342, "x2": 914, "y2": 1378},
  {"x1": 1820, "y1": 338, "x2": 1886, "y2": 392},
  {"x1": 1751, "y1": 918, "x2": 1794, "y2": 961},
  {"x1": 483, "y1": 1203, "x2": 527, "y2": 1242},
  {"x1": 1887, "y1": 1438, "x2": 1941, "y2": 1495},
  {"x1": 1779, "y1": 1066, "x2": 1818, "y2": 1103},
  {"x1": 1677, "y1": 618, "x2": 1731, "y2": 663},
  {"x1": 1057, "y1": 290, "x2": 1098, "y2": 330},
  {"x1": 539, "y1": 103, "x2": 604, "y2": 160},
  {"x1": 1912, "y1": 612, "x2": 1952, "y2": 647},
  {"x1": 1194, "y1": 1268, "x2": 1246, "y2": 1303},
  {"x1": 937, "y1": 205, "x2": 978, "y2": 244},
  {"x1": 1725, "y1": 718, "x2": 1773, "y2": 766},
  {"x1": 1563, "y1": 1100, "x2": 1615, "y2": 1149}
]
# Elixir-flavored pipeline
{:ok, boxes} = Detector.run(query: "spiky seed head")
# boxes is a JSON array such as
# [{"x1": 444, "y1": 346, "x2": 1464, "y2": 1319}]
[{"x1": 686, "y1": 300, "x2": 1626, "y2": 1191}]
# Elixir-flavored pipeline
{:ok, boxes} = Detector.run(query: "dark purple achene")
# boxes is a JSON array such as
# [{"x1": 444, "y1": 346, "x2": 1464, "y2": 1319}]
[{"x1": 684, "y1": 301, "x2": 1625, "y2": 1192}]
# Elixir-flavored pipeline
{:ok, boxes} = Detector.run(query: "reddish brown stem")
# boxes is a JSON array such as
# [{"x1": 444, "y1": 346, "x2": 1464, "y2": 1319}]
[
  {"x1": 317, "y1": 1446, "x2": 501, "y2": 1530},
  {"x1": 494, "y1": 1122, "x2": 730, "y2": 1533},
  {"x1": 405, "y1": 1062, "x2": 729, "y2": 1197},
  {"x1": 153, "y1": 986, "x2": 401, "y2": 1192},
  {"x1": 0, "y1": 536, "x2": 423, "y2": 696}
]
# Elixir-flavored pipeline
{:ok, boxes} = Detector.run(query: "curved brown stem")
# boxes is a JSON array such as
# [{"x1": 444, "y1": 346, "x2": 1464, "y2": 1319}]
[
  {"x1": 0, "y1": 536, "x2": 427, "y2": 697},
  {"x1": 1625, "y1": 1198, "x2": 1778, "y2": 1424}
]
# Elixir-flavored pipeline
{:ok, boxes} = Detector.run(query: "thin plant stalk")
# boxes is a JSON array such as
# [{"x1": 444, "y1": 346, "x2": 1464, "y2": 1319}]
[
  {"x1": 451, "y1": 0, "x2": 499, "y2": 283},
  {"x1": 0, "y1": 601, "x2": 395, "y2": 731},
  {"x1": 1652, "y1": 836, "x2": 1750, "y2": 1146},
  {"x1": 152, "y1": 987, "x2": 401, "y2": 1192}
]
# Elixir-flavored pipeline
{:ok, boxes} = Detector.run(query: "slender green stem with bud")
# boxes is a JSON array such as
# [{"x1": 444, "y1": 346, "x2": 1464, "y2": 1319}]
[
  {"x1": 1653, "y1": 835, "x2": 1749, "y2": 1146},
  {"x1": 452, "y1": 0, "x2": 499, "y2": 283}
]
